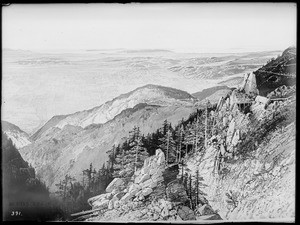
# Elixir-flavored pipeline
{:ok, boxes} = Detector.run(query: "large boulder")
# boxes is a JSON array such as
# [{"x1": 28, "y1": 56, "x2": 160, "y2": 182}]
[
  {"x1": 149, "y1": 167, "x2": 163, "y2": 176},
  {"x1": 220, "y1": 144, "x2": 226, "y2": 156},
  {"x1": 196, "y1": 204, "x2": 215, "y2": 216},
  {"x1": 197, "y1": 214, "x2": 222, "y2": 220},
  {"x1": 87, "y1": 192, "x2": 112, "y2": 207},
  {"x1": 177, "y1": 206, "x2": 196, "y2": 221},
  {"x1": 143, "y1": 149, "x2": 165, "y2": 168},
  {"x1": 135, "y1": 173, "x2": 150, "y2": 184},
  {"x1": 255, "y1": 95, "x2": 270, "y2": 105},
  {"x1": 114, "y1": 192, "x2": 126, "y2": 200},
  {"x1": 166, "y1": 180, "x2": 189, "y2": 203},
  {"x1": 113, "y1": 200, "x2": 120, "y2": 209},
  {"x1": 231, "y1": 129, "x2": 240, "y2": 147},
  {"x1": 105, "y1": 178, "x2": 124, "y2": 193},
  {"x1": 223, "y1": 117, "x2": 228, "y2": 127},
  {"x1": 128, "y1": 183, "x2": 141, "y2": 194},
  {"x1": 156, "y1": 149, "x2": 166, "y2": 165},
  {"x1": 161, "y1": 207, "x2": 169, "y2": 218},
  {"x1": 141, "y1": 178, "x2": 159, "y2": 190},
  {"x1": 120, "y1": 192, "x2": 134, "y2": 202},
  {"x1": 241, "y1": 72, "x2": 259, "y2": 95},
  {"x1": 92, "y1": 199, "x2": 109, "y2": 210},
  {"x1": 142, "y1": 187, "x2": 153, "y2": 197},
  {"x1": 108, "y1": 199, "x2": 114, "y2": 210},
  {"x1": 158, "y1": 199, "x2": 172, "y2": 210}
]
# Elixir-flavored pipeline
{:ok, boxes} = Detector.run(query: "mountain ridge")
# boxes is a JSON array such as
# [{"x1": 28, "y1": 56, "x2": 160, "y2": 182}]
[{"x1": 31, "y1": 84, "x2": 195, "y2": 141}]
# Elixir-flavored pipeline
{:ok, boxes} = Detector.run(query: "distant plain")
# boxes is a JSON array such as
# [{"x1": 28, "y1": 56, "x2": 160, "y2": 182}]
[{"x1": 2, "y1": 49, "x2": 281, "y2": 134}]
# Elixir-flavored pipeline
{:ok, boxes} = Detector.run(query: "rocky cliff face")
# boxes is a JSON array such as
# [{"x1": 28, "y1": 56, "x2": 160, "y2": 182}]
[{"x1": 181, "y1": 87, "x2": 295, "y2": 221}]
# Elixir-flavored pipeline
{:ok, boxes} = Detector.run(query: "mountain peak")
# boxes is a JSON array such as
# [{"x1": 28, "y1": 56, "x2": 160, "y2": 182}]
[{"x1": 115, "y1": 84, "x2": 195, "y2": 101}]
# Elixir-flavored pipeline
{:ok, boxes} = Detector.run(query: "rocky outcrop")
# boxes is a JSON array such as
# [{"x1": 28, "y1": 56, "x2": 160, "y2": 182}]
[
  {"x1": 196, "y1": 204, "x2": 215, "y2": 216},
  {"x1": 105, "y1": 178, "x2": 124, "y2": 193},
  {"x1": 88, "y1": 192, "x2": 113, "y2": 208},
  {"x1": 183, "y1": 95, "x2": 295, "y2": 221},
  {"x1": 86, "y1": 148, "x2": 209, "y2": 222},
  {"x1": 239, "y1": 72, "x2": 259, "y2": 95},
  {"x1": 177, "y1": 206, "x2": 196, "y2": 220},
  {"x1": 88, "y1": 149, "x2": 166, "y2": 211}
]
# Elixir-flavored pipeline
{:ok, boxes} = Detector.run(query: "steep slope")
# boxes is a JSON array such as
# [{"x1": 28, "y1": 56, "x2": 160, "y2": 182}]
[
  {"x1": 192, "y1": 85, "x2": 230, "y2": 101},
  {"x1": 2, "y1": 132, "x2": 62, "y2": 221},
  {"x1": 183, "y1": 94, "x2": 295, "y2": 220},
  {"x1": 192, "y1": 86, "x2": 232, "y2": 105},
  {"x1": 20, "y1": 101, "x2": 196, "y2": 191},
  {"x1": 1, "y1": 120, "x2": 31, "y2": 149},
  {"x1": 254, "y1": 46, "x2": 296, "y2": 96},
  {"x1": 31, "y1": 84, "x2": 195, "y2": 140},
  {"x1": 30, "y1": 115, "x2": 68, "y2": 141}
]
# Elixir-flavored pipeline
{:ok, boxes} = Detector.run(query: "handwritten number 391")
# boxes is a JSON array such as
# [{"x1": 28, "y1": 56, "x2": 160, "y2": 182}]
[{"x1": 11, "y1": 211, "x2": 22, "y2": 216}]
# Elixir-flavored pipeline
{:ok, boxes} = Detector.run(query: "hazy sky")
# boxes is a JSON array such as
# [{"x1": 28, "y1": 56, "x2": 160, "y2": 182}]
[{"x1": 2, "y1": 3, "x2": 297, "y2": 52}]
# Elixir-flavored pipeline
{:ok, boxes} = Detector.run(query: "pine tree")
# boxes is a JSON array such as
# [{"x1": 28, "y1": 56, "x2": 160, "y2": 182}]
[
  {"x1": 183, "y1": 122, "x2": 194, "y2": 156},
  {"x1": 112, "y1": 126, "x2": 149, "y2": 178},
  {"x1": 192, "y1": 169, "x2": 207, "y2": 206},
  {"x1": 175, "y1": 125, "x2": 185, "y2": 162},
  {"x1": 82, "y1": 163, "x2": 96, "y2": 191},
  {"x1": 159, "y1": 122, "x2": 176, "y2": 163},
  {"x1": 188, "y1": 174, "x2": 193, "y2": 209},
  {"x1": 106, "y1": 145, "x2": 116, "y2": 173},
  {"x1": 55, "y1": 174, "x2": 76, "y2": 202}
]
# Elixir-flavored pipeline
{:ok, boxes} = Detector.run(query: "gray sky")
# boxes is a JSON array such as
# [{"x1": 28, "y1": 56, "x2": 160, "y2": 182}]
[{"x1": 2, "y1": 3, "x2": 297, "y2": 53}]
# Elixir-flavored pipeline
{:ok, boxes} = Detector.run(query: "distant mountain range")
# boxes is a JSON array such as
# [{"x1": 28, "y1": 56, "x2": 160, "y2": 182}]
[{"x1": 1, "y1": 121, "x2": 31, "y2": 149}]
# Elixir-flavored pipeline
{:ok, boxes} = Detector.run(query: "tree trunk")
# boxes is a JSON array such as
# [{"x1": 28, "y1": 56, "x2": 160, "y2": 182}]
[
  {"x1": 134, "y1": 141, "x2": 139, "y2": 174},
  {"x1": 166, "y1": 131, "x2": 170, "y2": 163},
  {"x1": 205, "y1": 102, "x2": 208, "y2": 149},
  {"x1": 179, "y1": 130, "x2": 182, "y2": 162}
]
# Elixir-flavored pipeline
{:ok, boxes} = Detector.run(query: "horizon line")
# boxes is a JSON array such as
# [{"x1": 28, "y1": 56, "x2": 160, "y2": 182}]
[{"x1": 3, "y1": 47, "x2": 288, "y2": 54}]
